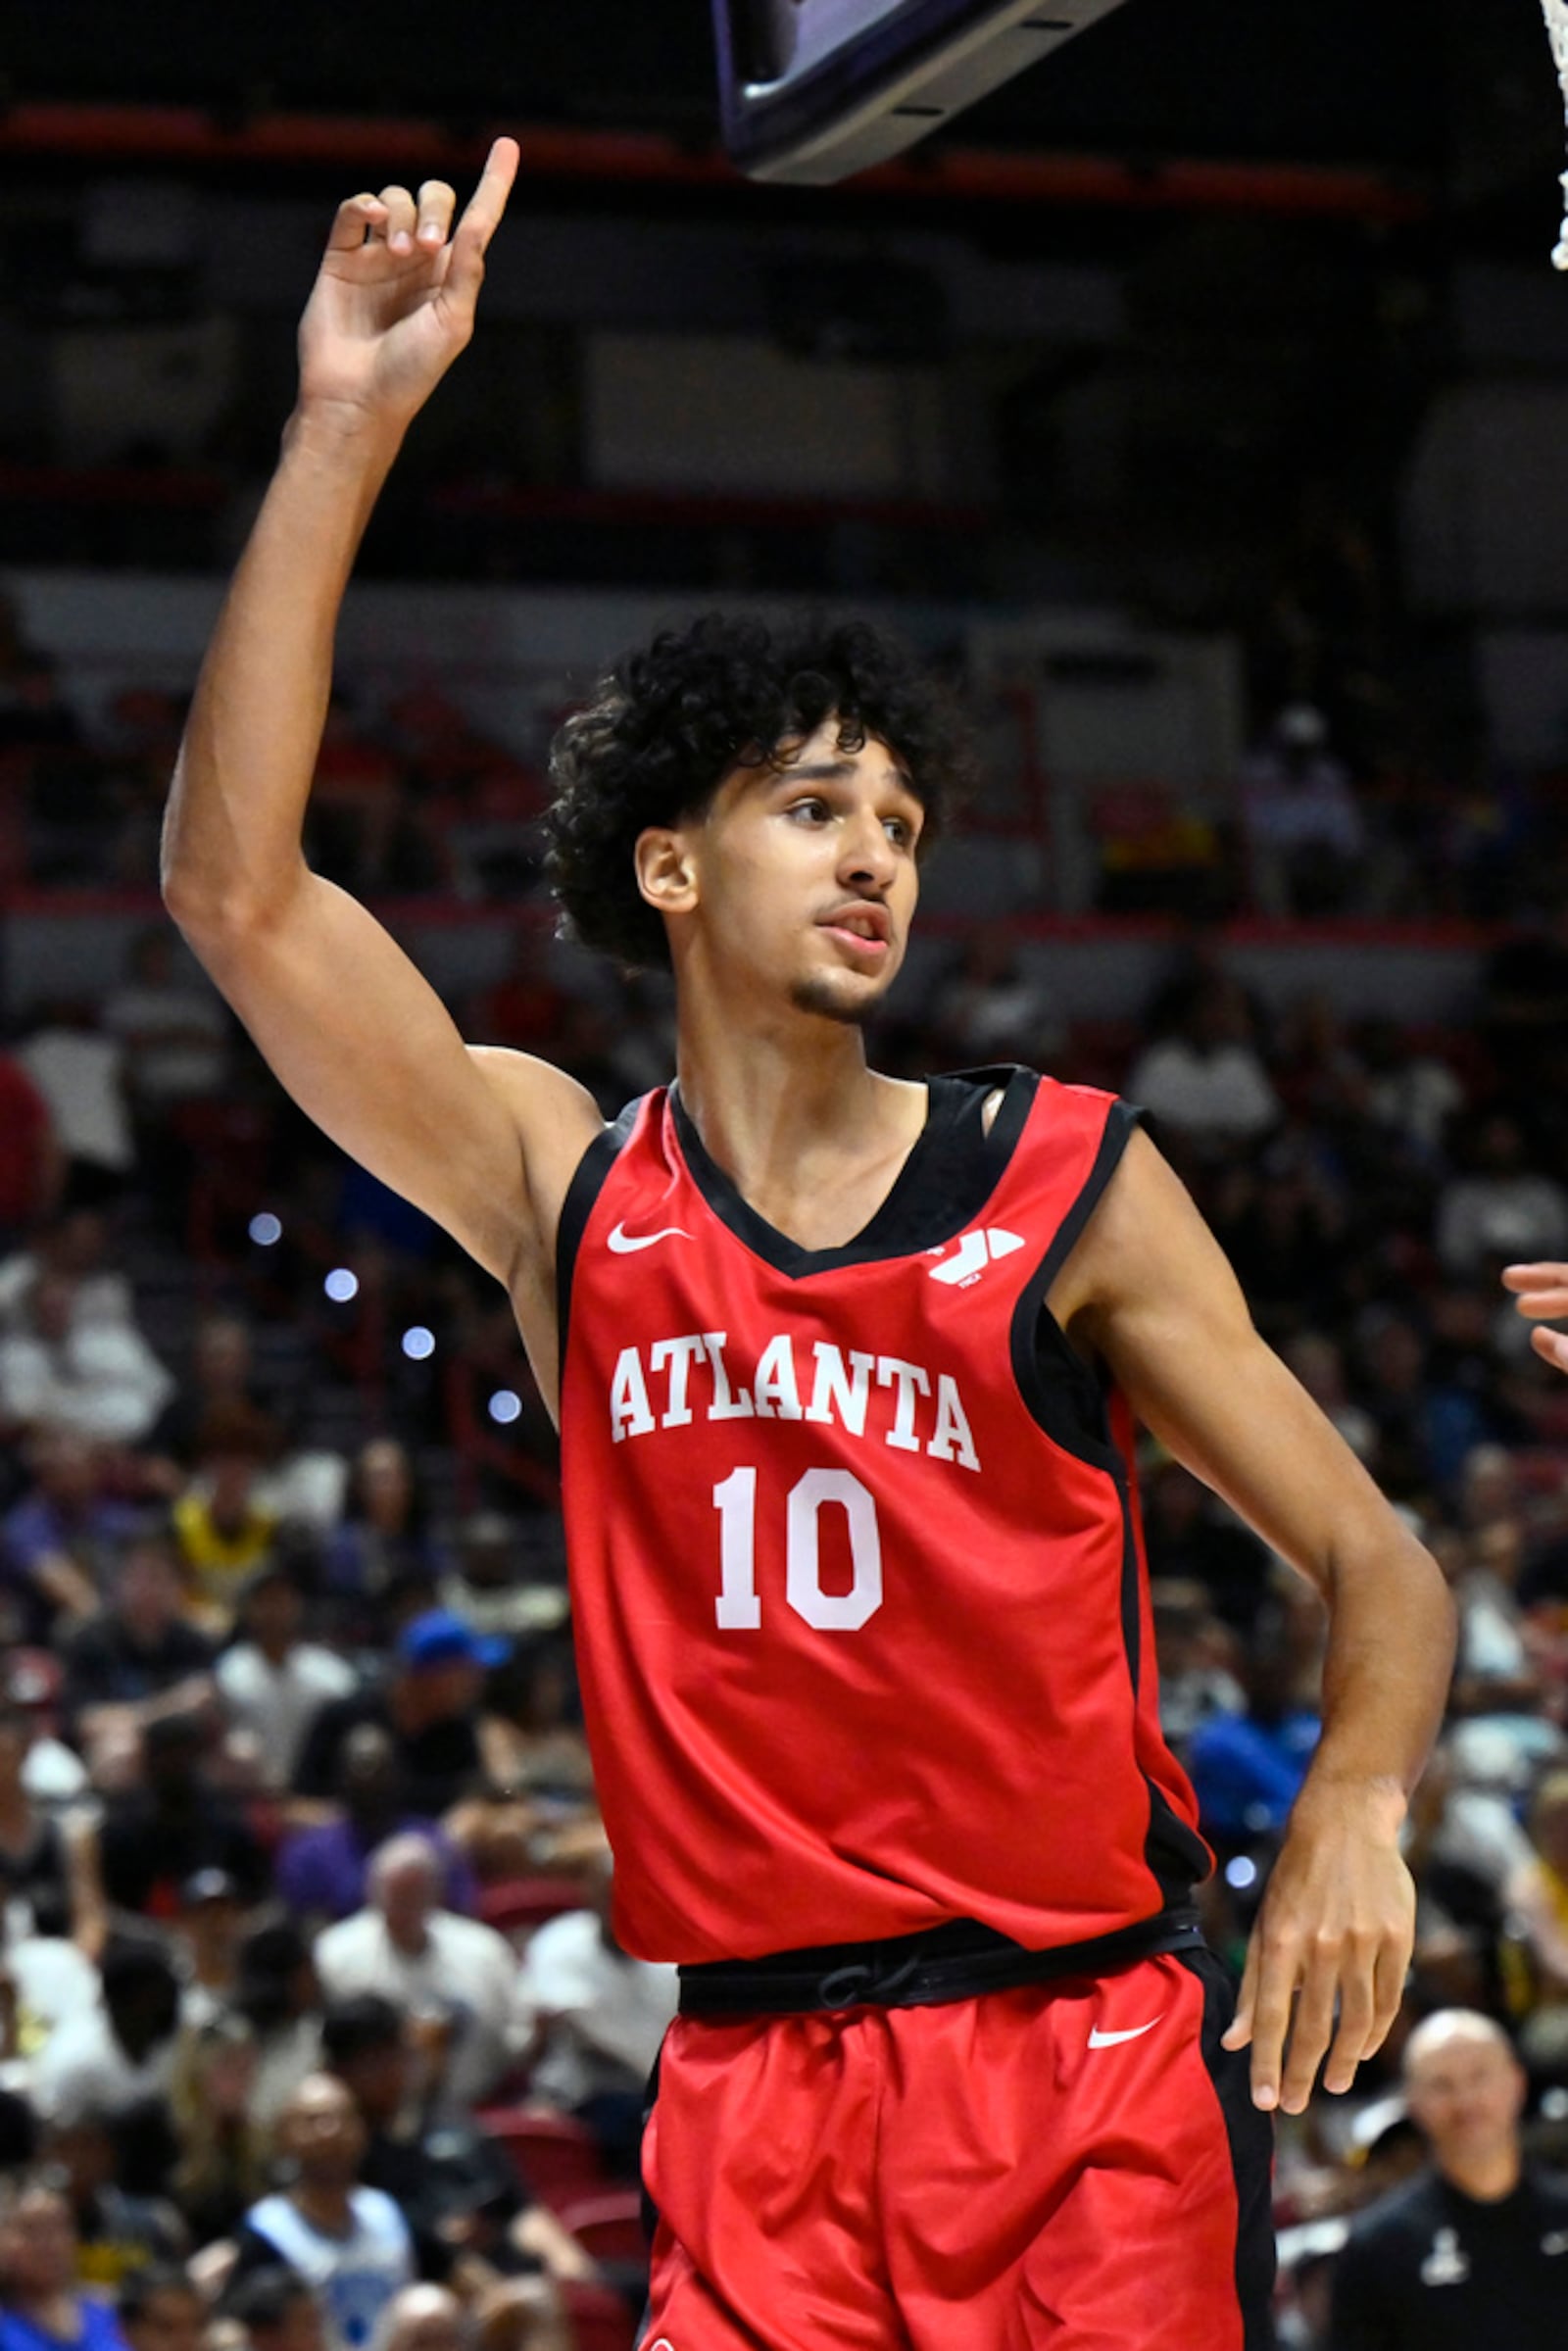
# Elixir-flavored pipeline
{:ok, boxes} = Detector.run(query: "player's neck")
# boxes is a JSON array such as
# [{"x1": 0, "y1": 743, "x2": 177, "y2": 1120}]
[{"x1": 674, "y1": 1009, "x2": 923, "y2": 1245}]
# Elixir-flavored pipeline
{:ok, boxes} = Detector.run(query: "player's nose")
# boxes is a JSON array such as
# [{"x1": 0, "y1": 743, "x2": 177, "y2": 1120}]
[{"x1": 838, "y1": 801, "x2": 897, "y2": 888}]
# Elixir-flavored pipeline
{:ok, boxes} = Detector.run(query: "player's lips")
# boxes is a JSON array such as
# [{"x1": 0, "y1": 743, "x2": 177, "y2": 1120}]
[{"x1": 817, "y1": 904, "x2": 891, "y2": 956}]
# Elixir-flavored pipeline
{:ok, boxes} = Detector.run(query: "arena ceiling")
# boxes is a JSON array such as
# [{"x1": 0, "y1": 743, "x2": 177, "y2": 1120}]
[{"x1": 2, "y1": 3, "x2": 1561, "y2": 244}]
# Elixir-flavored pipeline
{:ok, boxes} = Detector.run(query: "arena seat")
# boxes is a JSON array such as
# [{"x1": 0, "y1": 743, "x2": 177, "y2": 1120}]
[
  {"x1": 556, "y1": 2188, "x2": 647, "y2": 2265},
  {"x1": 476, "y1": 1874, "x2": 586, "y2": 1939},
  {"x1": 476, "y1": 2105, "x2": 606, "y2": 2209},
  {"x1": 558, "y1": 2279, "x2": 638, "y2": 2351}
]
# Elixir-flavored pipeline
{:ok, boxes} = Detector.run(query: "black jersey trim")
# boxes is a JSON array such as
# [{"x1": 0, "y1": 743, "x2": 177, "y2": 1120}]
[
  {"x1": 1113, "y1": 1450, "x2": 1212, "y2": 1911},
  {"x1": 1180, "y1": 1947, "x2": 1278, "y2": 2348},
  {"x1": 1008, "y1": 1096, "x2": 1142, "y2": 1472},
  {"x1": 668, "y1": 1063, "x2": 1038, "y2": 1280},
  {"x1": 555, "y1": 1096, "x2": 644, "y2": 1366}
]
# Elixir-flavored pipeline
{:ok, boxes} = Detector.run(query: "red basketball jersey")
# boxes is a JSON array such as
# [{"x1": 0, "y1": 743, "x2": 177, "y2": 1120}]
[{"x1": 556, "y1": 1066, "x2": 1208, "y2": 1965}]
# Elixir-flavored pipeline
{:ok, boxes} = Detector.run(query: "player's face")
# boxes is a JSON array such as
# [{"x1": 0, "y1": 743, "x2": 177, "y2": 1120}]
[{"x1": 674, "y1": 721, "x2": 925, "y2": 1024}]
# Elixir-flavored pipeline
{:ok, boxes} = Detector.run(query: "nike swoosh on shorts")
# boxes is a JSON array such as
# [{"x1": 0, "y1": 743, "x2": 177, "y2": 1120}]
[{"x1": 1087, "y1": 2017, "x2": 1164, "y2": 2048}]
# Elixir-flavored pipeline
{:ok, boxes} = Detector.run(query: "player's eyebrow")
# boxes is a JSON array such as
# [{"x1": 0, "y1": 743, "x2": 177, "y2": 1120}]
[{"x1": 784, "y1": 758, "x2": 916, "y2": 791}]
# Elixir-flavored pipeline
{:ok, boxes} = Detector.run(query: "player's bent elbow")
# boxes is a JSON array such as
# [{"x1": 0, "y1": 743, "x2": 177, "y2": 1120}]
[{"x1": 162, "y1": 860, "x2": 303, "y2": 966}]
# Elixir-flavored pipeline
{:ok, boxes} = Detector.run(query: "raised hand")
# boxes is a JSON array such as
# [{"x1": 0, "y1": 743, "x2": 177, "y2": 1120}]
[
  {"x1": 1502, "y1": 1261, "x2": 1568, "y2": 1372},
  {"x1": 296, "y1": 137, "x2": 519, "y2": 436}
]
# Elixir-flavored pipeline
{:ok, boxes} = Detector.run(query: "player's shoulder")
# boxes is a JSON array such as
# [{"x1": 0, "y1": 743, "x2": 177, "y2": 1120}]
[{"x1": 466, "y1": 1043, "x2": 606, "y2": 1141}]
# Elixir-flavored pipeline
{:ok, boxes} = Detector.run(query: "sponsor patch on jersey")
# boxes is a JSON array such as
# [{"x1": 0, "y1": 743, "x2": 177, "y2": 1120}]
[{"x1": 927, "y1": 1227, "x2": 1025, "y2": 1286}]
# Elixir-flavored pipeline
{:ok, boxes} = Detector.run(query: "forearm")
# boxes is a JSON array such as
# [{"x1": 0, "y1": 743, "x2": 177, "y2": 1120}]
[
  {"x1": 1297, "y1": 1525, "x2": 1455, "y2": 1823},
  {"x1": 162, "y1": 406, "x2": 402, "y2": 931}
]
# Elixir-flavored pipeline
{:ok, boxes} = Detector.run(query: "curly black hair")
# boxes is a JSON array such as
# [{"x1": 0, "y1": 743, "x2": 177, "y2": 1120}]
[{"x1": 543, "y1": 612, "x2": 974, "y2": 971}]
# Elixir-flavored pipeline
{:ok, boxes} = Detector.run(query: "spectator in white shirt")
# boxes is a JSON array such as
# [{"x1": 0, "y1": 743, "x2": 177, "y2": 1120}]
[
  {"x1": 0, "y1": 1270, "x2": 173, "y2": 1448},
  {"x1": 102, "y1": 928, "x2": 230, "y2": 1110},
  {"x1": 1437, "y1": 1114, "x2": 1568, "y2": 1279},
  {"x1": 1125, "y1": 975, "x2": 1280, "y2": 1162},
  {"x1": 16, "y1": 1007, "x2": 134, "y2": 1208},
  {"x1": 217, "y1": 1559, "x2": 357, "y2": 1790},
  {"x1": 314, "y1": 1835, "x2": 527, "y2": 2117},
  {"x1": 519, "y1": 1853, "x2": 677, "y2": 2176},
  {"x1": 29, "y1": 1936, "x2": 182, "y2": 2126}
]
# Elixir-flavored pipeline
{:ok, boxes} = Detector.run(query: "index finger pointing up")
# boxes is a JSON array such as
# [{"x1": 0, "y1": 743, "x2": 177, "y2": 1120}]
[{"x1": 458, "y1": 138, "x2": 520, "y2": 255}]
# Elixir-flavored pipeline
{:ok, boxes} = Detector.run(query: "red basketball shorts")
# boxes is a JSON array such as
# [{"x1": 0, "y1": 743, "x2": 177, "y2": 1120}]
[{"x1": 641, "y1": 1945, "x2": 1275, "y2": 2350}]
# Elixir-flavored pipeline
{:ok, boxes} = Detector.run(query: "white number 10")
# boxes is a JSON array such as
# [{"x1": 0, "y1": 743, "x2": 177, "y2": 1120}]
[{"x1": 712, "y1": 1466, "x2": 883, "y2": 1632}]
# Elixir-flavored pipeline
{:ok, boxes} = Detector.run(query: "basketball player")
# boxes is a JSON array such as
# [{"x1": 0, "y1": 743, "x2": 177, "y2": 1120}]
[{"x1": 164, "y1": 145, "x2": 1455, "y2": 2347}]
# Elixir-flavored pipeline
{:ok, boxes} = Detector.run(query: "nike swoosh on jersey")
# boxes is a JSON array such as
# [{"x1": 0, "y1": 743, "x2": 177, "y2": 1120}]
[
  {"x1": 607, "y1": 1221, "x2": 692, "y2": 1254},
  {"x1": 1087, "y1": 2017, "x2": 1164, "y2": 2048}
]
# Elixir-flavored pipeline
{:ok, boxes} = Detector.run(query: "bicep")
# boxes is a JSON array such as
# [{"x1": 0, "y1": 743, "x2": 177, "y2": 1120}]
[{"x1": 181, "y1": 874, "x2": 591, "y2": 1282}]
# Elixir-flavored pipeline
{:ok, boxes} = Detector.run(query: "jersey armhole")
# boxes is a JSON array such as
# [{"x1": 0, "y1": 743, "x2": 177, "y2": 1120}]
[
  {"x1": 554, "y1": 1097, "x2": 644, "y2": 1365},
  {"x1": 1008, "y1": 1097, "x2": 1143, "y2": 1472}
]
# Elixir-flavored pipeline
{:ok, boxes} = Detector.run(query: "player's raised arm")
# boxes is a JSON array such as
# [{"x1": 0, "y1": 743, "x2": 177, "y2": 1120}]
[
  {"x1": 162, "y1": 142, "x2": 601, "y2": 1294},
  {"x1": 1502, "y1": 1261, "x2": 1568, "y2": 1371}
]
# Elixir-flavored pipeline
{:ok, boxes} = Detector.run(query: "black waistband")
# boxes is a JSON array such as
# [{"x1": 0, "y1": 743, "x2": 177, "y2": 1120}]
[{"x1": 677, "y1": 1906, "x2": 1204, "y2": 2018}]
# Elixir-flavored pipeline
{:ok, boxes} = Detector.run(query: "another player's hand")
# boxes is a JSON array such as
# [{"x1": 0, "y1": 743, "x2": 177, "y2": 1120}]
[
  {"x1": 1221, "y1": 1776, "x2": 1414, "y2": 2115},
  {"x1": 295, "y1": 138, "x2": 519, "y2": 437},
  {"x1": 1502, "y1": 1261, "x2": 1568, "y2": 1372}
]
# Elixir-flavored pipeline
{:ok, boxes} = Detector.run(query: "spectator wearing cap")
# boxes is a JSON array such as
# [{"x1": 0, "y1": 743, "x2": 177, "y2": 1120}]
[
  {"x1": 293, "y1": 1613, "x2": 505, "y2": 1824},
  {"x1": 1328, "y1": 2009, "x2": 1568, "y2": 2349},
  {"x1": 216, "y1": 1561, "x2": 356, "y2": 1792},
  {"x1": 274, "y1": 1728, "x2": 475, "y2": 1928},
  {"x1": 314, "y1": 1836, "x2": 529, "y2": 2117},
  {"x1": 172, "y1": 1870, "x2": 247, "y2": 2025}
]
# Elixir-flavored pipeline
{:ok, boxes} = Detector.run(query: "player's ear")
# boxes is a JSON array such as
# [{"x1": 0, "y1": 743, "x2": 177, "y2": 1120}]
[{"x1": 634, "y1": 826, "x2": 698, "y2": 918}]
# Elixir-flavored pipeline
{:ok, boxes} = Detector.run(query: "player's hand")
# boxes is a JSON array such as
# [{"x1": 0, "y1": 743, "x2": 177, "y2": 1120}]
[
  {"x1": 1502, "y1": 1261, "x2": 1568, "y2": 1372},
  {"x1": 1221, "y1": 1777, "x2": 1414, "y2": 2115},
  {"x1": 295, "y1": 137, "x2": 519, "y2": 437}
]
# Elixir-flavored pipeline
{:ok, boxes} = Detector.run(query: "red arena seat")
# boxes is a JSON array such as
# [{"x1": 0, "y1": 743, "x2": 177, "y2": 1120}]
[
  {"x1": 477, "y1": 1875, "x2": 586, "y2": 1940},
  {"x1": 476, "y1": 2106, "x2": 606, "y2": 2209},
  {"x1": 558, "y1": 2279, "x2": 638, "y2": 2351},
  {"x1": 555, "y1": 2188, "x2": 647, "y2": 2266}
]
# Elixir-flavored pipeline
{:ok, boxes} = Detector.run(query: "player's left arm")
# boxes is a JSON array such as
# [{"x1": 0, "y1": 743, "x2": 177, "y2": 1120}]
[{"x1": 1056, "y1": 1128, "x2": 1456, "y2": 2117}]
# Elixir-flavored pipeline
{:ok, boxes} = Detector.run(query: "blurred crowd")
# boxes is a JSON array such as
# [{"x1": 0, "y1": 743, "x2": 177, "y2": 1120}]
[
  {"x1": 8, "y1": 661, "x2": 1568, "y2": 2345},
  {"x1": 0, "y1": 579, "x2": 1561, "y2": 925}
]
